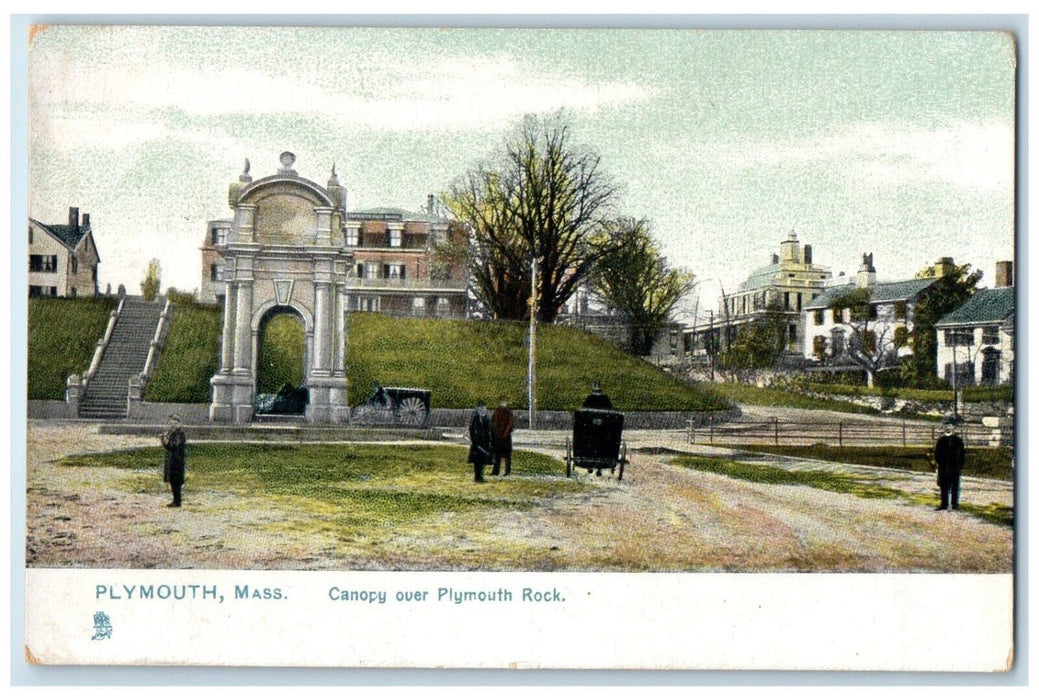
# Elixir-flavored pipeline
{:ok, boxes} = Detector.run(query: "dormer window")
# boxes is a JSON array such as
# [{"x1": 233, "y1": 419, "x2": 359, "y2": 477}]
[{"x1": 390, "y1": 228, "x2": 402, "y2": 247}]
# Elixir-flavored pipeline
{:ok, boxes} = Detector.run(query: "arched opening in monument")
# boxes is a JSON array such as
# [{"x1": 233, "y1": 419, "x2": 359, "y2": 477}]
[{"x1": 255, "y1": 306, "x2": 308, "y2": 415}]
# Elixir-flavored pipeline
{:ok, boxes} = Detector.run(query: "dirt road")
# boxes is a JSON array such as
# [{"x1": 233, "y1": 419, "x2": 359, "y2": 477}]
[{"x1": 24, "y1": 421, "x2": 1013, "y2": 572}]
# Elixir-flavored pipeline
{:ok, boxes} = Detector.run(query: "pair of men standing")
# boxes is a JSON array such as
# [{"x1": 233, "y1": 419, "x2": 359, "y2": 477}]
[{"x1": 468, "y1": 400, "x2": 515, "y2": 483}]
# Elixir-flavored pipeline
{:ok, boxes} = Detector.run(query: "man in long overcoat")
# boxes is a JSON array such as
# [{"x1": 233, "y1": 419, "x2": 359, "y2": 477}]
[
  {"x1": 491, "y1": 399, "x2": 515, "y2": 476},
  {"x1": 161, "y1": 414, "x2": 187, "y2": 507},
  {"x1": 467, "y1": 402, "x2": 493, "y2": 483},
  {"x1": 933, "y1": 420, "x2": 966, "y2": 511}
]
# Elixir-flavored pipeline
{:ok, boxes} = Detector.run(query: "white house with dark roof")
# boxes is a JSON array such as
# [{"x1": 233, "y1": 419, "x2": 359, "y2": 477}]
[
  {"x1": 935, "y1": 262, "x2": 1014, "y2": 387},
  {"x1": 802, "y1": 255, "x2": 956, "y2": 372},
  {"x1": 28, "y1": 207, "x2": 100, "y2": 298}
]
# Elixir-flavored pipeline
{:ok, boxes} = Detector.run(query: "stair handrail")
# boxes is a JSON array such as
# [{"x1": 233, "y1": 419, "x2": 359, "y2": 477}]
[
  {"x1": 132, "y1": 295, "x2": 174, "y2": 400},
  {"x1": 84, "y1": 295, "x2": 125, "y2": 387}
]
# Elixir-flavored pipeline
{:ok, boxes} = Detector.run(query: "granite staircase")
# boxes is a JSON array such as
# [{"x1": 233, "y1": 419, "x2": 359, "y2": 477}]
[{"x1": 78, "y1": 299, "x2": 164, "y2": 419}]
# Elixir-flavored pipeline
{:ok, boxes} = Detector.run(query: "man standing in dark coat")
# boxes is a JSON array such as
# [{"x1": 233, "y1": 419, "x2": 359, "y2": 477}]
[
  {"x1": 161, "y1": 414, "x2": 187, "y2": 507},
  {"x1": 933, "y1": 420, "x2": 966, "y2": 511},
  {"x1": 467, "y1": 402, "x2": 493, "y2": 483},
  {"x1": 491, "y1": 399, "x2": 515, "y2": 476}
]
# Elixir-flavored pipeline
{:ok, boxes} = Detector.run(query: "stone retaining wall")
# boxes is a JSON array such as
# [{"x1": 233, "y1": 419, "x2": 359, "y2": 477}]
[{"x1": 29, "y1": 401, "x2": 741, "y2": 430}]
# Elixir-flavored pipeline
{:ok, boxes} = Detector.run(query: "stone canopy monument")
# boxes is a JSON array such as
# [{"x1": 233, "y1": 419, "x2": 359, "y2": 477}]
[{"x1": 209, "y1": 153, "x2": 352, "y2": 423}]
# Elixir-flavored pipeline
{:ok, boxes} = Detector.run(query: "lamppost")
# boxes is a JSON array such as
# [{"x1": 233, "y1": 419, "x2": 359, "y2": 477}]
[{"x1": 528, "y1": 255, "x2": 539, "y2": 430}]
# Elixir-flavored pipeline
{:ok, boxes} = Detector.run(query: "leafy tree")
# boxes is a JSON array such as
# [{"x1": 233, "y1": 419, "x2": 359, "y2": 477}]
[
  {"x1": 715, "y1": 299, "x2": 788, "y2": 382},
  {"x1": 903, "y1": 263, "x2": 983, "y2": 385},
  {"x1": 140, "y1": 258, "x2": 161, "y2": 302},
  {"x1": 590, "y1": 218, "x2": 695, "y2": 356},
  {"x1": 444, "y1": 112, "x2": 617, "y2": 322}
]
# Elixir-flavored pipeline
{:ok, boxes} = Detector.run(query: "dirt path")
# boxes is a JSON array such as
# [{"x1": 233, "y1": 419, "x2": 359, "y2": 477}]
[{"x1": 25, "y1": 421, "x2": 1013, "y2": 572}]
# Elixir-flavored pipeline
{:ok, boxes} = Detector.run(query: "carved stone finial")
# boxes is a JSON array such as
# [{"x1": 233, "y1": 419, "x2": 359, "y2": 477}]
[
  {"x1": 278, "y1": 151, "x2": 297, "y2": 175},
  {"x1": 239, "y1": 158, "x2": 253, "y2": 183}
]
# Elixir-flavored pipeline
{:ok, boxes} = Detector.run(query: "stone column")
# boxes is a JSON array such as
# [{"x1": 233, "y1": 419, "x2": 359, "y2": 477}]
[
  {"x1": 334, "y1": 285, "x2": 347, "y2": 373},
  {"x1": 313, "y1": 281, "x2": 330, "y2": 372},
  {"x1": 234, "y1": 281, "x2": 253, "y2": 371},
  {"x1": 233, "y1": 257, "x2": 254, "y2": 372},
  {"x1": 220, "y1": 280, "x2": 237, "y2": 371}
]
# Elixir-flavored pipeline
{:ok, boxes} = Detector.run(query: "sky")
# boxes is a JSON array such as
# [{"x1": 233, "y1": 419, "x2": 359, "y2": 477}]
[{"x1": 26, "y1": 25, "x2": 1016, "y2": 319}]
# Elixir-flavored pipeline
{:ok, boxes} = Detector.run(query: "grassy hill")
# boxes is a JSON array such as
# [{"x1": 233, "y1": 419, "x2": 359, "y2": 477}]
[
  {"x1": 28, "y1": 297, "x2": 118, "y2": 400},
  {"x1": 29, "y1": 298, "x2": 728, "y2": 411},
  {"x1": 144, "y1": 300, "x2": 223, "y2": 403},
  {"x1": 346, "y1": 313, "x2": 728, "y2": 411},
  {"x1": 143, "y1": 310, "x2": 727, "y2": 411}
]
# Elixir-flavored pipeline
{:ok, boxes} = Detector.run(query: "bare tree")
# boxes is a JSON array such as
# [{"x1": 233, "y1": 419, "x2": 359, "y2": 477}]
[
  {"x1": 827, "y1": 287, "x2": 898, "y2": 387},
  {"x1": 444, "y1": 112, "x2": 618, "y2": 322}
]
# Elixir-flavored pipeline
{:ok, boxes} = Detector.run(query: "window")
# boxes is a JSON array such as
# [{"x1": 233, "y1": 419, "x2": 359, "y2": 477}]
[
  {"x1": 357, "y1": 262, "x2": 381, "y2": 279},
  {"x1": 813, "y1": 335, "x2": 827, "y2": 358},
  {"x1": 355, "y1": 296, "x2": 381, "y2": 312},
  {"x1": 788, "y1": 324, "x2": 797, "y2": 343},
  {"x1": 944, "y1": 329, "x2": 974, "y2": 347},
  {"x1": 29, "y1": 255, "x2": 58, "y2": 273},
  {"x1": 982, "y1": 326, "x2": 1000, "y2": 345},
  {"x1": 893, "y1": 301, "x2": 908, "y2": 321},
  {"x1": 71, "y1": 287, "x2": 77, "y2": 298},
  {"x1": 211, "y1": 264, "x2": 224, "y2": 282},
  {"x1": 30, "y1": 285, "x2": 58, "y2": 297},
  {"x1": 860, "y1": 330, "x2": 877, "y2": 353},
  {"x1": 436, "y1": 297, "x2": 450, "y2": 316},
  {"x1": 345, "y1": 229, "x2": 359, "y2": 246},
  {"x1": 71, "y1": 257, "x2": 78, "y2": 274},
  {"x1": 813, "y1": 309, "x2": 825, "y2": 325},
  {"x1": 384, "y1": 263, "x2": 406, "y2": 280},
  {"x1": 389, "y1": 228, "x2": 402, "y2": 247},
  {"x1": 784, "y1": 292, "x2": 791, "y2": 310},
  {"x1": 28, "y1": 226, "x2": 32, "y2": 245}
]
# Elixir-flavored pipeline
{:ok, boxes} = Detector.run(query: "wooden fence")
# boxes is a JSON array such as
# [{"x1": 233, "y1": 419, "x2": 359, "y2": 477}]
[{"x1": 688, "y1": 418, "x2": 973, "y2": 448}]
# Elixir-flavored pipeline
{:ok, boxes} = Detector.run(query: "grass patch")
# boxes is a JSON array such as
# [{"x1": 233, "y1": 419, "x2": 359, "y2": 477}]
[
  {"x1": 805, "y1": 383, "x2": 1014, "y2": 404},
  {"x1": 58, "y1": 443, "x2": 582, "y2": 534},
  {"x1": 145, "y1": 301, "x2": 222, "y2": 402},
  {"x1": 673, "y1": 455, "x2": 1013, "y2": 528},
  {"x1": 710, "y1": 383, "x2": 880, "y2": 415},
  {"x1": 28, "y1": 297, "x2": 118, "y2": 399},
  {"x1": 347, "y1": 313, "x2": 729, "y2": 411},
  {"x1": 731, "y1": 444, "x2": 1014, "y2": 481}
]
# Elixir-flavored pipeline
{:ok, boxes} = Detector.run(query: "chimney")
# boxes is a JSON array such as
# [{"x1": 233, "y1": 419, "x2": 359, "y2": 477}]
[
  {"x1": 82, "y1": 213, "x2": 90, "y2": 229},
  {"x1": 428, "y1": 194, "x2": 435, "y2": 215},
  {"x1": 804, "y1": 244, "x2": 813, "y2": 264},
  {"x1": 995, "y1": 260, "x2": 1014, "y2": 287},
  {"x1": 933, "y1": 257, "x2": 956, "y2": 278},
  {"x1": 69, "y1": 207, "x2": 79, "y2": 230}
]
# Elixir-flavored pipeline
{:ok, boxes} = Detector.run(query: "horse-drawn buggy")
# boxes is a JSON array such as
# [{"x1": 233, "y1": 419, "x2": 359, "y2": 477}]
[
  {"x1": 351, "y1": 383, "x2": 432, "y2": 427},
  {"x1": 564, "y1": 388, "x2": 628, "y2": 481}
]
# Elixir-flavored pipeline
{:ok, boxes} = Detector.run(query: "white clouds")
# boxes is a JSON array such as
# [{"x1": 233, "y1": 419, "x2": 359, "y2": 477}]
[
  {"x1": 686, "y1": 120, "x2": 1014, "y2": 195},
  {"x1": 29, "y1": 51, "x2": 654, "y2": 143}
]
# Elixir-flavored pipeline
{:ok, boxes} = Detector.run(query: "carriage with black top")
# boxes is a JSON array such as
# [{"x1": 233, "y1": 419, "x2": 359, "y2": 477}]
[
  {"x1": 564, "y1": 388, "x2": 628, "y2": 481},
  {"x1": 352, "y1": 384, "x2": 432, "y2": 427}
]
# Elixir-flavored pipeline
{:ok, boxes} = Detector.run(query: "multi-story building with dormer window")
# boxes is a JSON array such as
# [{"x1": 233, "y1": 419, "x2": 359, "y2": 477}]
[{"x1": 28, "y1": 207, "x2": 100, "y2": 298}]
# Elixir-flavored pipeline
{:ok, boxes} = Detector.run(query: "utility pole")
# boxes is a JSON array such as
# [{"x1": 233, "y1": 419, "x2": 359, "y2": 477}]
[{"x1": 528, "y1": 256, "x2": 538, "y2": 430}]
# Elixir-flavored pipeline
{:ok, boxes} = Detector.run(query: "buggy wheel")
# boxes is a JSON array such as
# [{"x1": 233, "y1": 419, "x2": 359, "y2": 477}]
[
  {"x1": 565, "y1": 439, "x2": 572, "y2": 478},
  {"x1": 618, "y1": 442, "x2": 627, "y2": 482},
  {"x1": 396, "y1": 396, "x2": 427, "y2": 426}
]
